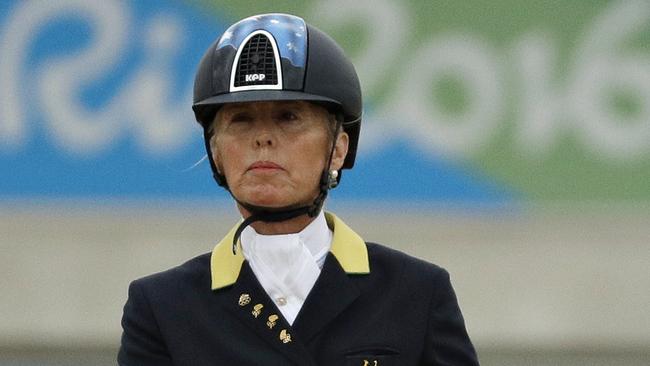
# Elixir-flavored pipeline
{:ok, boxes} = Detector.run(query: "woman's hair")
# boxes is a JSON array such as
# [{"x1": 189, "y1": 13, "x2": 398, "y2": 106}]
[{"x1": 325, "y1": 111, "x2": 343, "y2": 143}]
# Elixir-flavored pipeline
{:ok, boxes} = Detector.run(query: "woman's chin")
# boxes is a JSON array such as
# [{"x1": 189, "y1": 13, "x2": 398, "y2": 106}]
[
  {"x1": 247, "y1": 198, "x2": 286, "y2": 208},
  {"x1": 237, "y1": 187, "x2": 291, "y2": 208}
]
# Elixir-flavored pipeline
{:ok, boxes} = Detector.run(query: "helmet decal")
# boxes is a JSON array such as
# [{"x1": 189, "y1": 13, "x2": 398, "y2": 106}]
[
  {"x1": 215, "y1": 14, "x2": 307, "y2": 92},
  {"x1": 230, "y1": 30, "x2": 283, "y2": 91}
]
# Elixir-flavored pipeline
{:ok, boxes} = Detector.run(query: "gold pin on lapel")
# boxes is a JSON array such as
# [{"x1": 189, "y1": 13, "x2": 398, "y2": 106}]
[
  {"x1": 267, "y1": 314, "x2": 279, "y2": 329},
  {"x1": 279, "y1": 329, "x2": 292, "y2": 343},
  {"x1": 238, "y1": 293, "x2": 251, "y2": 306},
  {"x1": 252, "y1": 303, "x2": 264, "y2": 318}
]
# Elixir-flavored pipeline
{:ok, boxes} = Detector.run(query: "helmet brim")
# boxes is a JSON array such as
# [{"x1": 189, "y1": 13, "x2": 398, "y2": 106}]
[{"x1": 193, "y1": 90, "x2": 341, "y2": 113}]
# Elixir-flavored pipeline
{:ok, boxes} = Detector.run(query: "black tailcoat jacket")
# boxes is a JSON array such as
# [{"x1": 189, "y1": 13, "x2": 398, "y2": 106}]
[{"x1": 118, "y1": 213, "x2": 479, "y2": 365}]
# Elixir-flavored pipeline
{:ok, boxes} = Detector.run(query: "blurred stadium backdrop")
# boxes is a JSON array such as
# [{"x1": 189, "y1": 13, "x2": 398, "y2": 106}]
[{"x1": 1, "y1": 0, "x2": 649, "y2": 365}]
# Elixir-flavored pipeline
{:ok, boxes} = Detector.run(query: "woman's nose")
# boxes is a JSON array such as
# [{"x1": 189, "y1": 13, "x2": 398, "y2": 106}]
[
  {"x1": 254, "y1": 125, "x2": 275, "y2": 147},
  {"x1": 251, "y1": 117, "x2": 277, "y2": 148},
  {"x1": 255, "y1": 134, "x2": 273, "y2": 147}
]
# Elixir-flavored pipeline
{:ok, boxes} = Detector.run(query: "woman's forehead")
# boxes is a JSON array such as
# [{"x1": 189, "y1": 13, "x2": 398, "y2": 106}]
[{"x1": 210, "y1": 100, "x2": 332, "y2": 130}]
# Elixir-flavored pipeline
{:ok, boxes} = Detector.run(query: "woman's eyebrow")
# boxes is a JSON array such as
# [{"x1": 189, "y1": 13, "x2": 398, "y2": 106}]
[{"x1": 274, "y1": 100, "x2": 305, "y2": 107}]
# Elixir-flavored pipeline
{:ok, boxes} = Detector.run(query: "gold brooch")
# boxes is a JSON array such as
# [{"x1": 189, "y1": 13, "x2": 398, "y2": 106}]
[
  {"x1": 252, "y1": 303, "x2": 264, "y2": 318},
  {"x1": 279, "y1": 329, "x2": 292, "y2": 343},
  {"x1": 267, "y1": 314, "x2": 279, "y2": 329},
  {"x1": 238, "y1": 293, "x2": 251, "y2": 306}
]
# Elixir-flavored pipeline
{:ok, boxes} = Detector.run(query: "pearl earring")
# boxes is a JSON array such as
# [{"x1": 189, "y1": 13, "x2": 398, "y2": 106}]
[{"x1": 327, "y1": 170, "x2": 339, "y2": 189}]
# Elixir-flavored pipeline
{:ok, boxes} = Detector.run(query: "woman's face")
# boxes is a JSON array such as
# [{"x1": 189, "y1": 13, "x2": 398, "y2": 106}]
[{"x1": 210, "y1": 101, "x2": 348, "y2": 210}]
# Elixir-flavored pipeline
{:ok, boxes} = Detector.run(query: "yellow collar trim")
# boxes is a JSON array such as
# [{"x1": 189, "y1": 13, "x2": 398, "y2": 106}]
[
  {"x1": 210, "y1": 212, "x2": 369, "y2": 290},
  {"x1": 324, "y1": 212, "x2": 370, "y2": 274}
]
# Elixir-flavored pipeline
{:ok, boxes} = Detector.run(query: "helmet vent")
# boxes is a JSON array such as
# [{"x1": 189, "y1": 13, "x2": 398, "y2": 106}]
[{"x1": 233, "y1": 33, "x2": 279, "y2": 87}]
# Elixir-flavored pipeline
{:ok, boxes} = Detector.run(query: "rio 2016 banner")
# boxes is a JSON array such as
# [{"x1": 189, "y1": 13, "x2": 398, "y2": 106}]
[{"x1": 1, "y1": 0, "x2": 649, "y2": 204}]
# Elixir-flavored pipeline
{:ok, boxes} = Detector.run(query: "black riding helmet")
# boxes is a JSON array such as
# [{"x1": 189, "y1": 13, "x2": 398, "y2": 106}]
[{"x1": 191, "y1": 14, "x2": 362, "y2": 250}]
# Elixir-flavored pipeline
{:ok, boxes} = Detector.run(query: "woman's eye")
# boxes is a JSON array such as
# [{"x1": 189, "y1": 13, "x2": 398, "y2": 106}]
[
  {"x1": 229, "y1": 113, "x2": 252, "y2": 123},
  {"x1": 279, "y1": 111, "x2": 298, "y2": 121}
]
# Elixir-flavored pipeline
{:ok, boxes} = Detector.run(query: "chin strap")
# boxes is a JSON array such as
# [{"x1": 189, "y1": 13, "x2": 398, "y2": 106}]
[
  {"x1": 204, "y1": 121, "x2": 342, "y2": 254},
  {"x1": 230, "y1": 204, "x2": 314, "y2": 255}
]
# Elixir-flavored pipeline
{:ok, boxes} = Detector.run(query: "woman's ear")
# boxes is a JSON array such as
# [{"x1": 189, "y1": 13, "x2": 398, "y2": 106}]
[
  {"x1": 208, "y1": 113, "x2": 222, "y2": 165},
  {"x1": 209, "y1": 133, "x2": 221, "y2": 172},
  {"x1": 329, "y1": 131, "x2": 349, "y2": 171}
]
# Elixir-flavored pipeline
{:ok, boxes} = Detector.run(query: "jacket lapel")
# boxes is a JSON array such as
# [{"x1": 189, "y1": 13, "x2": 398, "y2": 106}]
[
  {"x1": 222, "y1": 261, "x2": 317, "y2": 366},
  {"x1": 292, "y1": 253, "x2": 362, "y2": 343}
]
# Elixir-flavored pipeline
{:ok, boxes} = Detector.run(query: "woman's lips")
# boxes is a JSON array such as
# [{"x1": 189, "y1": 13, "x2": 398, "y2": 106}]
[{"x1": 248, "y1": 161, "x2": 284, "y2": 171}]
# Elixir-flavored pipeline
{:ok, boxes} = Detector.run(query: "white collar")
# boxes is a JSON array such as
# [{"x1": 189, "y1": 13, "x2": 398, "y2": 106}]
[
  {"x1": 240, "y1": 210, "x2": 332, "y2": 262},
  {"x1": 210, "y1": 212, "x2": 370, "y2": 291}
]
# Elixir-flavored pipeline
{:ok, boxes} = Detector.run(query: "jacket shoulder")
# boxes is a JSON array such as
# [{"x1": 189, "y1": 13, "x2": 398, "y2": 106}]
[
  {"x1": 365, "y1": 241, "x2": 447, "y2": 275},
  {"x1": 363, "y1": 242, "x2": 451, "y2": 295},
  {"x1": 130, "y1": 252, "x2": 212, "y2": 295}
]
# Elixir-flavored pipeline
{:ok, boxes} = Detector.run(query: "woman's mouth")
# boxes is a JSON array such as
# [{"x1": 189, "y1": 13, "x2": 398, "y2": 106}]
[{"x1": 248, "y1": 161, "x2": 284, "y2": 171}]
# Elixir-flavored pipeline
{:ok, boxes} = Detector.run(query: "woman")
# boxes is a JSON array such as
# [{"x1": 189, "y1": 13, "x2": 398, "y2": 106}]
[{"x1": 118, "y1": 13, "x2": 479, "y2": 365}]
